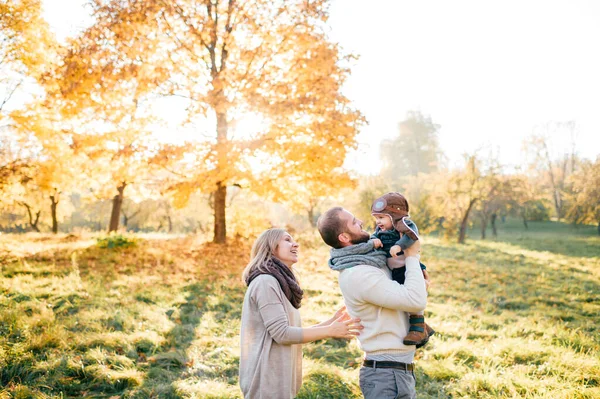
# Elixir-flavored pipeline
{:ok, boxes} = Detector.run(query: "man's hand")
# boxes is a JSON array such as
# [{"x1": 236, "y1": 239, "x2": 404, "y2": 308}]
[
  {"x1": 403, "y1": 240, "x2": 421, "y2": 257},
  {"x1": 390, "y1": 245, "x2": 402, "y2": 257},
  {"x1": 372, "y1": 238, "x2": 383, "y2": 249}
]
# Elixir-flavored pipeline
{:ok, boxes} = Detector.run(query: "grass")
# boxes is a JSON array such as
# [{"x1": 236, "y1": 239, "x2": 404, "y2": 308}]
[{"x1": 0, "y1": 220, "x2": 598, "y2": 398}]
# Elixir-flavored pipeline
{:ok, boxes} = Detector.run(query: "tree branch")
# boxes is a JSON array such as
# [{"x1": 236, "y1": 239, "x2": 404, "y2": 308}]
[{"x1": 0, "y1": 79, "x2": 21, "y2": 113}]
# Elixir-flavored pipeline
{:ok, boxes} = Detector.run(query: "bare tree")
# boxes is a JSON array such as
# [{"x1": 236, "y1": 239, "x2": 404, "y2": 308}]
[{"x1": 525, "y1": 121, "x2": 579, "y2": 220}]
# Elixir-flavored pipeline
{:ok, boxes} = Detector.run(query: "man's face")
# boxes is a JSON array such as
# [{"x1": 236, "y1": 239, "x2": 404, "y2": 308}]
[{"x1": 339, "y1": 209, "x2": 370, "y2": 245}]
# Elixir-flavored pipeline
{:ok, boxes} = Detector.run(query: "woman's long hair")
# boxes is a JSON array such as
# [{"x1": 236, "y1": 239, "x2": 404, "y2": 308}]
[{"x1": 242, "y1": 228, "x2": 287, "y2": 283}]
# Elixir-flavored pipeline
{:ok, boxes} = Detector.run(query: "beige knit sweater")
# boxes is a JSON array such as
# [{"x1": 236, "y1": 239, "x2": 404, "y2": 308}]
[
  {"x1": 337, "y1": 256, "x2": 427, "y2": 357},
  {"x1": 239, "y1": 275, "x2": 303, "y2": 399}
]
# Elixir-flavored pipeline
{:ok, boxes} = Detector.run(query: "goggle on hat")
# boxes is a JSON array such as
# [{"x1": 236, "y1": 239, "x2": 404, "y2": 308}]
[
  {"x1": 370, "y1": 192, "x2": 410, "y2": 215},
  {"x1": 372, "y1": 199, "x2": 387, "y2": 212}
]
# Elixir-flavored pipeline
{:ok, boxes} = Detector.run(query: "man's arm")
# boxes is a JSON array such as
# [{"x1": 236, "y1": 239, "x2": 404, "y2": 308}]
[{"x1": 355, "y1": 256, "x2": 427, "y2": 313}]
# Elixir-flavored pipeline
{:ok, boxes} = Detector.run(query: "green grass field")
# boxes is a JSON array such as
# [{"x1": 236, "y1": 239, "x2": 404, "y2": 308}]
[{"x1": 1, "y1": 220, "x2": 599, "y2": 398}]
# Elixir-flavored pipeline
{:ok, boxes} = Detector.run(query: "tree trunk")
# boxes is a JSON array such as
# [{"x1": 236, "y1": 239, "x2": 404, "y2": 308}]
[
  {"x1": 458, "y1": 199, "x2": 477, "y2": 244},
  {"x1": 108, "y1": 183, "x2": 126, "y2": 232},
  {"x1": 307, "y1": 207, "x2": 316, "y2": 227},
  {"x1": 491, "y1": 213, "x2": 498, "y2": 237},
  {"x1": 20, "y1": 202, "x2": 41, "y2": 232},
  {"x1": 480, "y1": 215, "x2": 487, "y2": 240},
  {"x1": 167, "y1": 215, "x2": 173, "y2": 233},
  {"x1": 213, "y1": 111, "x2": 228, "y2": 243},
  {"x1": 553, "y1": 190, "x2": 562, "y2": 220},
  {"x1": 543, "y1": 140, "x2": 562, "y2": 220},
  {"x1": 121, "y1": 208, "x2": 140, "y2": 230},
  {"x1": 50, "y1": 192, "x2": 59, "y2": 234},
  {"x1": 213, "y1": 182, "x2": 227, "y2": 243},
  {"x1": 522, "y1": 215, "x2": 529, "y2": 229}
]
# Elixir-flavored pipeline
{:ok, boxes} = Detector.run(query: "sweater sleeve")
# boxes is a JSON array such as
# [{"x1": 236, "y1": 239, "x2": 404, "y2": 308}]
[
  {"x1": 396, "y1": 219, "x2": 420, "y2": 250},
  {"x1": 355, "y1": 257, "x2": 427, "y2": 312},
  {"x1": 252, "y1": 276, "x2": 303, "y2": 345},
  {"x1": 396, "y1": 235, "x2": 415, "y2": 250}
]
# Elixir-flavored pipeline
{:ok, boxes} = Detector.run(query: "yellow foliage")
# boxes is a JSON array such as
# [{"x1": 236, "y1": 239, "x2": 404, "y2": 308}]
[
  {"x1": 3, "y1": 0, "x2": 364, "y2": 240},
  {"x1": 0, "y1": 0, "x2": 59, "y2": 80},
  {"x1": 227, "y1": 204, "x2": 273, "y2": 239}
]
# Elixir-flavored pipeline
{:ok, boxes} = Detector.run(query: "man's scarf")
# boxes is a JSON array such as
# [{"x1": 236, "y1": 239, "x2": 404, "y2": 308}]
[
  {"x1": 328, "y1": 241, "x2": 388, "y2": 271},
  {"x1": 246, "y1": 256, "x2": 304, "y2": 309}
]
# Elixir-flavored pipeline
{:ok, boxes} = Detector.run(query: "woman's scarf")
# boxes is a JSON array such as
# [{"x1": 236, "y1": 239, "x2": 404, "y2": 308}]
[
  {"x1": 246, "y1": 256, "x2": 304, "y2": 309},
  {"x1": 328, "y1": 241, "x2": 388, "y2": 271}
]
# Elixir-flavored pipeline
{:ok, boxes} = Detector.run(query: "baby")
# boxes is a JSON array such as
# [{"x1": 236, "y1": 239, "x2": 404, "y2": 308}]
[{"x1": 370, "y1": 192, "x2": 434, "y2": 348}]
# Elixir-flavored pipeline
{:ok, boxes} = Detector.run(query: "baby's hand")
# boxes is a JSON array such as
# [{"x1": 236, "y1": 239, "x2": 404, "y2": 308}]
[
  {"x1": 422, "y1": 269, "x2": 430, "y2": 281},
  {"x1": 423, "y1": 269, "x2": 431, "y2": 292},
  {"x1": 372, "y1": 239, "x2": 383, "y2": 249},
  {"x1": 390, "y1": 245, "x2": 402, "y2": 257}
]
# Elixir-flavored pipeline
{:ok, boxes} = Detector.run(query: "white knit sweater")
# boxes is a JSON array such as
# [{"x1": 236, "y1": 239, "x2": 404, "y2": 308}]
[{"x1": 337, "y1": 256, "x2": 427, "y2": 357}]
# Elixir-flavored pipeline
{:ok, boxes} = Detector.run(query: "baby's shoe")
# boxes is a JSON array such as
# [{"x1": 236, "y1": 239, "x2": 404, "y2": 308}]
[
  {"x1": 416, "y1": 323, "x2": 436, "y2": 349},
  {"x1": 403, "y1": 315, "x2": 434, "y2": 347}
]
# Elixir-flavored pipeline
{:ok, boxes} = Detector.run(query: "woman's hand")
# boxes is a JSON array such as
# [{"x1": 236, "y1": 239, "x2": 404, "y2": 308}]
[
  {"x1": 327, "y1": 315, "x2": 363, "y2": 339},
  {"x1": 312, "y1": 306, "x2": 350, "y2": 328},
  {"x1": 332, "y1": 305, "x2": 348, "y2": 321}
]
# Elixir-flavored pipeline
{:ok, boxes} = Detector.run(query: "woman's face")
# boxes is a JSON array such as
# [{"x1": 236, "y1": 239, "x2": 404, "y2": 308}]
[{"x1": 273, "y1": 233, "x2": 299, "y2": 268}]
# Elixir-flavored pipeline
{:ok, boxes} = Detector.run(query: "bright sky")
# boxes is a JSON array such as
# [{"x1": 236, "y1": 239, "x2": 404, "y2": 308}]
[{"x1": 40, "y1": 0, "x2": 600, "y2": 174}]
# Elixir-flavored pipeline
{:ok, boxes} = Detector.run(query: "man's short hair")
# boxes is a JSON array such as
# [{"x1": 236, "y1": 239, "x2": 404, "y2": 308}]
[{"x1": 317, "y1": 207, "x2": 346, "y2": 249}]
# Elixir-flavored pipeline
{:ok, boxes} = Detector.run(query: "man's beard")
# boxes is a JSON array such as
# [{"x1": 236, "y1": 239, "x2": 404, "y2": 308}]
[{"x1": 348, "y1": 230, "x2": 371, "y2": 245}]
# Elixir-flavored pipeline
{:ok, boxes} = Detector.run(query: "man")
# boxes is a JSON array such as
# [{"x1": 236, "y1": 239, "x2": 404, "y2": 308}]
[{"x1": 317, "y1": 207, "x2": 427, "y2": 399}]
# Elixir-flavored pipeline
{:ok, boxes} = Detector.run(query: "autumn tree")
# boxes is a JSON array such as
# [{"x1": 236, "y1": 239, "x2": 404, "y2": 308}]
[
  {"x1": 380, "y1": 110, "x2": 443, "y2": 181},
  {"x1": 428, "y1": 154, "x2": 501, "y2": 243},
  {"x1": 77, "y1": 126, "x2": 159, "y2": 233},
  {"x1": 58, "y1": 0, "x2": 363, "y2": 243},
  {"x1": 507, "y1": 174, "x2": 549, "y2": 229},
  {"x1": 279, "y1": 171, "x2": 355, "y2": 228},
  {"x1": 0, "y1": 133, "x2": 29, "y2": 197},
  {"x1": 0, "y1": 0, "x2": 50, "y2": 191},
  {"x1": 565, "y1": 157, "x2": 600, "y2": 234},
  {"x1": 524, "y1": 121, "x2": 579, "y2": 220},
  {"x1": 1, "y1": 0, "x2": 55, "y2": 117},
  {"x1": 55, "y1": 68, "x2": 163, "y2": 233},
  {"x1": 1, "y1": 0, "x2": 76, "y2": 233},
  {"x1": 270, "y1": 144, "x2": 357, "y2": 227},
  {"x1": 0, "y1": 129, "x2": 39, "y2": 231},
  {"x1": 10, "y1": 101, "x2": 82, "y2": 233},
  {"x1": 474, "y1": 170, "x2": 511, "y2": 239},
  {"x1": 120, "y1": 198, "x2": 142, "y2": 230}
]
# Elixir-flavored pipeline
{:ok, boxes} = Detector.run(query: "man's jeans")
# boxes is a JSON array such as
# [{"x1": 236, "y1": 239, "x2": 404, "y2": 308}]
[{"x1": 359, "y1": 366, "x2": 416, "y2": 399}]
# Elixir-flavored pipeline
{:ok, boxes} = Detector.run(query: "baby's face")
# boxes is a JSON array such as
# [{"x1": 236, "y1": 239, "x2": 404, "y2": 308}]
[{"x1": 373, "y1": 214, "x2": 393, "y2": 231}]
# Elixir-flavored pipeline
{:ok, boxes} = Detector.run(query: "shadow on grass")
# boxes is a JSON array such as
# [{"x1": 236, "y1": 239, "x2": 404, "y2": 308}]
[
  {"x1": 127, "y1": 277, "x2": 247, "y2": 398},
  {"x1": 128, "y1": 281, "x2": 211, "y2": 398},
  {"x1": 303, "y1": 337, "x2": 362, "y2": 368},
  {"x1": 297, "y1": 368, "x2": 361, "y2": 399},
  {"x1": 0, "y1": 237, "x2": 253, "y2": 398}
]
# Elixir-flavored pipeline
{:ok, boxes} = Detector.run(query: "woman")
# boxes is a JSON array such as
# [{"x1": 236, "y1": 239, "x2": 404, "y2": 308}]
[{"x1": 239, "y1": 228, "x2": 362, "y2": 399}]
